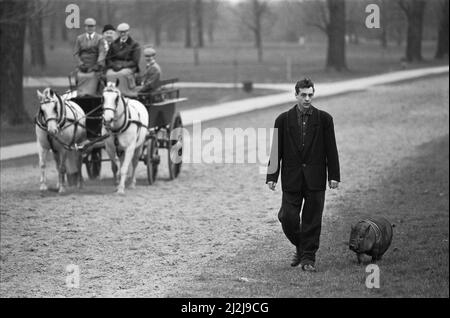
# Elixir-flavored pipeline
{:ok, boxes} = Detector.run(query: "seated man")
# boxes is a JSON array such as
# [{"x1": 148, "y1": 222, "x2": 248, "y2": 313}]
[
  {"x1": 73, "y1": 18, "x2": 106, "y2": 96},
  {"x1": 102, "y1": 24, "x2": 117, "y2": 53},
  {"x1": 138, "y1": 47, "x2": 162, "y2": 94},
  {"x1": 105, "y1": 23, "x2": 141, "y2": 96}
]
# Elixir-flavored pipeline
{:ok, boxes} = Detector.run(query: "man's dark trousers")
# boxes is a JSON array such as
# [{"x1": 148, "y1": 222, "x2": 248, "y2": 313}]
[{"x1": 278, "y1": 173, "x2": 325, "y2": 264}]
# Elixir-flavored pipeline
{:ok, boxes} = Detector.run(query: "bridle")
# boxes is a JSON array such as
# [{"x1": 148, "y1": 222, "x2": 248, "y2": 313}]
[
  {"x1": 36, "y1": 95, "x2": 66, "y2": 130},
  {"x1": 102, "y1": 87, "x2": 128, "y2": 133}
]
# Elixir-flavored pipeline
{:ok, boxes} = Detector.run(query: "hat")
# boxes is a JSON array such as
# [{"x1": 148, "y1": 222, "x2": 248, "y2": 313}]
[
  {"x1": 102, "y1": 24, "x2": 115, "y2": 33},
  {"x1": 84, "y1": 18, "x2": 96, "y2": 26},
  {"x1": 117, "y1": 23, "x2": 130, "y2": 32},
  {"x1": 144, "y1": 47, "x2": 156, "y2": 57}
]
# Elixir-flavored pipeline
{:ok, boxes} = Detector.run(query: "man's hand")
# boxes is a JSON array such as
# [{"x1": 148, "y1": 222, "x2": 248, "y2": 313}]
[
  {"x1": 267, "y1": 181, "x2": 276, "y2": 191},
  {"x1": 329, "y1": 180, "x2": 339, "y2": 189}
]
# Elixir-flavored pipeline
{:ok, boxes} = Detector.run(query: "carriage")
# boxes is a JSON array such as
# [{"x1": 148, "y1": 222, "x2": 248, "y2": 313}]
[{"x1": 67, "y1": 76, "x2": 187, "y2": 185}]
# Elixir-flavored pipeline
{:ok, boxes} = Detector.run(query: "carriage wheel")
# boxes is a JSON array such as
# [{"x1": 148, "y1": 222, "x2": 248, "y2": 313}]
[
  {"x1": 146, "y1": 137, "x2": 159, "y2": 185},
  {"x1": 84, "y1": 147, "x2": 102, "y2": 179},
  {"x1": 168, "y1": 112, "x2": 183, "y2": 180}
]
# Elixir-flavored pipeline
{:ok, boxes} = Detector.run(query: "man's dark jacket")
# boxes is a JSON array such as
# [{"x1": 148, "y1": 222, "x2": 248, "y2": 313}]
[
  {"x1": 105, "y1": 36, "x2": 141, "y2": 72},
  {"x1": 266, "y1": 104, "x2": 340, "y2": 192}
]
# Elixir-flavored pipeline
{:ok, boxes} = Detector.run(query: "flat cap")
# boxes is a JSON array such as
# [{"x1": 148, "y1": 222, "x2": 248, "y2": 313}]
[
  {"x1": 144, "y1": 47, "x2": 156, "y2": 57},
  {"x1": 84, "y1": 18, "x2": 96, "y2": 26},
  {"x1": 117, "y1": 23, "x2": 130, "y2": 32}
]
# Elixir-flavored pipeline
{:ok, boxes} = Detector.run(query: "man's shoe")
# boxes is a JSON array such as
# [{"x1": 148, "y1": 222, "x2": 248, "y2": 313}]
[
  {"x1": 301, "y1": 263, "x2": 317, "y2": 272},
  {"x1": 290, "y1": 253, "x2": 301, "y2": 267}
]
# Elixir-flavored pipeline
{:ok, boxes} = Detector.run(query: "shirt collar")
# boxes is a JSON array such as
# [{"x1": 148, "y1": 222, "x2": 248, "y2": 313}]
[
  {"x1": 297, "y1": 104, "x2": 313, "y2": 115},
  {"x1": 86, "y1": 33, "x2": 95, "y2": 40}
]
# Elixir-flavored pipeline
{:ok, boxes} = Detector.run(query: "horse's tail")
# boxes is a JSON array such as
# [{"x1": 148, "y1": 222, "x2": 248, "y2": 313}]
[{"x1": 65, "y1": 150, "x2": 82, "y2": 186}]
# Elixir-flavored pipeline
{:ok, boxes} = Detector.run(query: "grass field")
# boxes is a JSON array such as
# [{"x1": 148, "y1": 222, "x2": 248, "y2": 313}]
[{"x1": 25, "y1": 41, "x2": 447, "y2": 83}]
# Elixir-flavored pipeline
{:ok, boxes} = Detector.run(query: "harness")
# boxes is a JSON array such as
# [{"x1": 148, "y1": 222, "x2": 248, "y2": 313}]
[
  {"x1": 103, "y1": 92, "x2": 148, "y2": 158},
  {"x1": 35, "y1": 94, "x2": 86, "y2": 151},
  {"x1": 360, "y1": 219, "x2": 382, "y2": 245}
]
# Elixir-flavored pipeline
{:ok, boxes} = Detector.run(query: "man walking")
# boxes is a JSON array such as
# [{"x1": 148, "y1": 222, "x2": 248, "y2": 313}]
[{"x1": 266, "y1": 78, "x2": 340, "y2": 272}]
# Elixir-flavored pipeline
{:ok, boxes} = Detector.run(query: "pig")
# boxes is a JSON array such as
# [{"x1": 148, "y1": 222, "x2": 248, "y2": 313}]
[{"x1": 349, "y1": 217, "x2": 394, "y2": 264}]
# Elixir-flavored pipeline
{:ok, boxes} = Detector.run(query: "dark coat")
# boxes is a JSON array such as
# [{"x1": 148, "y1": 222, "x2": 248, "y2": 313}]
[
  {"x1": 266, "y1": 105, "x2": 340, "y2": 192},
  {"x1": 105, "y1": 36, "x2": 141, "y2": 73}
]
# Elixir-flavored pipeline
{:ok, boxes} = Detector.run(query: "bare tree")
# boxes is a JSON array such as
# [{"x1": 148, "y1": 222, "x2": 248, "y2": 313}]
[
  {"x1": 231, "y1": 0, "x2": 270, "y2": 63},
  {"x1": 399, "y1": 0, "x2": 426, "y2": 62},
  {"x1": 435, "y1": 0, "x2": 449, "y2": 59},
  {"x1": 185, "y1": 0, "x2": 192, "y2": 48},
  {"x1": 0, "y1": 0, "x2": 30, "y2": 125},
  {"x1": 27, "y1": 0, "x2": 47, "y2": 69},
  {"x1": 308, "y1": 0, "x2": 348, "y2": 71},
  {"x1": 194, "y1": 0, "x2": 204, "y2": 47},
  {"x1": 205, "y1": 0, "x2": 220, "y2": 43}
]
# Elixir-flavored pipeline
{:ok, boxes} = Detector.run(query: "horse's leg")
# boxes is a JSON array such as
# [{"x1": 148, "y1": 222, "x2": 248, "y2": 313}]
[
  {"x1": 58, "y1": 151, "x2": 68, "y2": 193},
  {"x1": 37, "y1": 142, "x2": 49, "y2": 191},
  {"x1": 117, "y1": 143, "x2": 135, "y2": 194},
  {"x1": 53, "y1": 150, "x2": 61, "y2": 189},
  {"x1": 76, "y1": 151, "x2": 83, "y2": 189},
  {"x1": 129, "y1": 145, "x2": 143, "y2": 189},
  {"x1": 105, "y1": 140, "x2": 119, "y2": 185}
]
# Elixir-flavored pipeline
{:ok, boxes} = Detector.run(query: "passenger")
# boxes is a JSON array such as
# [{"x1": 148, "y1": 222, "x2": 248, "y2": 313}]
[
  {"x1": 102, "y1": 24, "x2": 117, "y2": 53},
  {"x1": 105, "y1": 23, "x2": 141, "y2": 96},
  {"x1": 73, "y1": 18, "x2": 106, "y2": 95},
  {"x1": 138, "y1": 47, "x2": 162, "y2": 94}
]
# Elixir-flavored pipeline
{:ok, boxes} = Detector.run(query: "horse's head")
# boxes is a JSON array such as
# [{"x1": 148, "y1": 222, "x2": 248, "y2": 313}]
[
  {"x1": 37, "y1": 88, "x2": 60, "y2": 135},
  {"x1": 102, "y1": 80, "x2": 121, "y2": 127}
]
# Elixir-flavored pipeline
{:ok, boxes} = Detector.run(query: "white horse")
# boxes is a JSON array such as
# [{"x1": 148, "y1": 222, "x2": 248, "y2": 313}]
[
  {"x1": 101, "y1": 81, "x2": 149, "y2": 194},
  {"x1": 35, "y1": 88, "x2": 86, "y2": 193}
]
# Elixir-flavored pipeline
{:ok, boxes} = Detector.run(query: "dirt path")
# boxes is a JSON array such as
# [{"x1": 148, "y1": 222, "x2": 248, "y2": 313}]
[{"x1": 1, "y1": 76, "x2": 448, "y2": 297}]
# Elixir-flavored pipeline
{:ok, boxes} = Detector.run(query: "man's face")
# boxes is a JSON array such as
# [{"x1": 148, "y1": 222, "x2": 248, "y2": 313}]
[
  {"x1": 119, "y1": 30, "x2": 129, "y2": 41},
  {"x1": 144, "y1": 55, "x2": 155, "y2": 64},
  {"x1": 295, "y1": 87, "x2": 314, "y2": 107},
  {"x1": 85, "y1": 24, "x2": 96, "y2": 34},
  {"x1": 103, "y1": 30, "x2": 117, "y2": 43}
]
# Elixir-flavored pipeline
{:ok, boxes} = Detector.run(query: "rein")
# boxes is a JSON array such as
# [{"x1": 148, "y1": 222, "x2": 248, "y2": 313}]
[
  {"x1": 103, "y1": 91, "x2": 148, "y2": 135},
  {"x1": 35, "y1": 94, "x2": 85, "y2": 151}
]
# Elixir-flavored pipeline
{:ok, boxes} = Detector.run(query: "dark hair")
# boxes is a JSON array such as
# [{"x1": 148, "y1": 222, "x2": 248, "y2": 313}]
[{"x1": 295, "y1": 78, "x2": 315, "y2": 94}]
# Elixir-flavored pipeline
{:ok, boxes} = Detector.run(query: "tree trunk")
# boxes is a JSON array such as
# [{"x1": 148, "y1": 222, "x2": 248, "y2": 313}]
[
  {"x1": 0, "y1": 0, "x2": 30, "y2": 125},
  {"x1": 185, "y1": 1, "x2": 192, "y2": 48},
  {"x1": 28, "y1": 0, "x2": 46, "y2": 68},
  {"x1": 60, "y1": 0, "x2": 68, "y2": 42},
  {"x1": 255, "y1": 26, "x2": 263, "y2": 63},
  {"x1": 380, "y1": 0, "x2": 388, "y2": 48},
  {"x1": 154, "y1": 24, "x2": 162, "y2": 47},
  {"x1": 401, "y1": 0, "x2": 426, "y2": 62},
  {"x1": 253, "y1": 0, "x2": 264, "y2": 63},
  {"x1": 435, "y1": 0, "x2": 449, "y2": 59},
  {"x1": 105, "y1": 0, "x2": 113, "y2": 23},
  {"x1": 49, "y1": 2, "x2": 56, "y2": 44},
  {"x1": 195, "y1": 0, "x2": 204, "y2": 48},
  {"x1": 326, "y1": 0, "x2": 347, "y2": 71}
]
